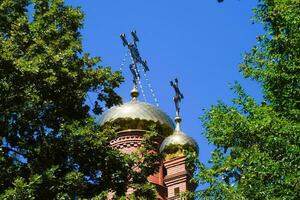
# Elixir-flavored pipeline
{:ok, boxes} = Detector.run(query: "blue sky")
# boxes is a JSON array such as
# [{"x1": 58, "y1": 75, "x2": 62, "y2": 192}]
[{"x1": 66, "y1": 0, "x2": 263, "y2": 165}]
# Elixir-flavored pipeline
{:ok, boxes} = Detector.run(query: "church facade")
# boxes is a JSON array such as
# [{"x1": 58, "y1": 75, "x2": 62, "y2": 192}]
[{"x1": 98, "y1": 85, "x2": 198, "y2": 199}]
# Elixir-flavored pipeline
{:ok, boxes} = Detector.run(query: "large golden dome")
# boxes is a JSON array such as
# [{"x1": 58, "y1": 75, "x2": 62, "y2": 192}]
[{"x1": 98, "y1": 99, "x2": 175, "y2": 129}]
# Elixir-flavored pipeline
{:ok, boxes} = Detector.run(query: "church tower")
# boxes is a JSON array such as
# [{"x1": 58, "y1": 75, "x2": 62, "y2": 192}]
[
  {"x1": 160, "y1": 78, "x2": 198, "y2": 200},
  {"x1": 98, "y1": 84, "x2": 174, "y2": 199},
  {"x1": 97, "y1": 32, "x2": 198, "y2": 199}
]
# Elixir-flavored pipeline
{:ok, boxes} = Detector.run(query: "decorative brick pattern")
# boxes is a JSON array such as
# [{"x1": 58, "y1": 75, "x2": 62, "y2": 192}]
[{"x1": 110, "y1": 129, "x2": 144, "y2": 154}]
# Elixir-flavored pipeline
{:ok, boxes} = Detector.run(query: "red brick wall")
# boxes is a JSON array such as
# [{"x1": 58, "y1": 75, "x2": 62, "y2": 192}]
[
  {"x1": 110, "y1": 129, "x2": 167, "y2": 199},
  {"x1": 109, "y1": 130, "x2": 193, "y2": 200},
  {"x1": 163, "y1": 156, "x2": 190, "y2": 199}
]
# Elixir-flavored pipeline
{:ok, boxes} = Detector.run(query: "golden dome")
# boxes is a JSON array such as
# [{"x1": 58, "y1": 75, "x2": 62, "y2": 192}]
[
  {"x1": 98, "y1": 100, "x2": 175, "y2": 129},
  {"x1": 160, "y1": 117, "x2": 198, "y2": 153},
  {"x1": 159, "y1": 130, "x2": 198, "y2": 153}
]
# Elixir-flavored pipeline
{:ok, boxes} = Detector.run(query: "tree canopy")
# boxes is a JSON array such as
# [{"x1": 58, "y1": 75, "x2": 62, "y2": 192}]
[
  {"x1": 191, "y1": 0, "x2": 300, "y2": 199},
  {"x1": 0, "y1": 0, "x2": 162, "y2": 199}
]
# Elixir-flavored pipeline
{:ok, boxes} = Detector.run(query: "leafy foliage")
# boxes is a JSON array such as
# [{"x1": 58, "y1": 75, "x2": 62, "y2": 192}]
[
  {"x1": 0, "y1": 0, "x2": 162, "y2": 199},
  {"x1": 192, "y1": 0, "x2": 300, "y2": 199}
]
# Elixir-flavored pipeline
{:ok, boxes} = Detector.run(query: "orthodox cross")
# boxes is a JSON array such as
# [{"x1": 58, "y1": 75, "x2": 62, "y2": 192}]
[
  {"x1": 170, "y1": 78, "x2": 184, "y2": 117},
  {"x1": 129, "y1": 64, "x2": 140, "y2": 86},
  {"x1": 120, "y1": 31, "x2": 149, "y2": 85}
]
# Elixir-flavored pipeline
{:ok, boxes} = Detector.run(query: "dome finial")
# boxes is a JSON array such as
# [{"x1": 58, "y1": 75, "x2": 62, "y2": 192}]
[
  {"x1": 170, "y1": 78, "x2": 184, "y2": 131},
  {"x1": 130, "y1": 81, "x2": 139, "y2": 101},
  {"x1": 174, "y1": 116, "x2": 182, "y2": 131}
]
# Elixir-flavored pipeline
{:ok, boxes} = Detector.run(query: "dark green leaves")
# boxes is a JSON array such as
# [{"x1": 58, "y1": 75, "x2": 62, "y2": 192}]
[{"x1": 0, "y1": 0, "x2": 131, "y2": 199}]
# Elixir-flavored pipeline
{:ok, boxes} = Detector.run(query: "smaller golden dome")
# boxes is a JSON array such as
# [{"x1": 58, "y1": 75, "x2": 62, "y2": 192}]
[{"x1": 159, "y1": 130, "x2": 198, "y2": 154}]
